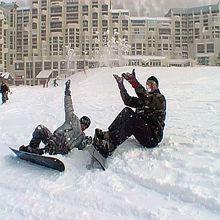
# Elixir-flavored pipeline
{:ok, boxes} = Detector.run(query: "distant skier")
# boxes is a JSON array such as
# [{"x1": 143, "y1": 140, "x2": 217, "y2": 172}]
[
  {"x1": 53, "y1": 78, "x2": 59, "y2": 87},
  {"x1": 92, "y1": 69, "x2": 166, "y2": 158},
  {"x1": 19, "y1": 80, "x2": 92, "y2": 155},
  {"x1": 1, "y1": 81, "x2": 11, "y2": 104}
]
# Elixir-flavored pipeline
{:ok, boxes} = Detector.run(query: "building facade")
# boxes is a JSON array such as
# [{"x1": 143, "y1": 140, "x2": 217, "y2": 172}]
[
  {"x1": 0, "y1": 0, "x2": 219, "y2": 85},
  {"x1": 165, "y1": 4, "x2": 220, "y2": 65}
]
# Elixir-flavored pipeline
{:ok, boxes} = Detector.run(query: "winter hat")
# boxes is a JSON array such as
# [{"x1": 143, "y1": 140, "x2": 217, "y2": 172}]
[
  {"x1": 80, "y1": 116, "x2": 91, "y2": 128},
  {"x1": 147, "y1": 76, "x2": 159, "y2": 86}
]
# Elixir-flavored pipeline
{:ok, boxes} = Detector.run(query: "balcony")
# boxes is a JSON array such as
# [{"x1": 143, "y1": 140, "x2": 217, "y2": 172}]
[
  {"x1": 101, "y1": 0, "x2": 109, "y2": 3},
  {"x1": 3, "y1": 24, "x2": 9, "y2": 29},
  {"x1": 51, "y1": 1, "x2": 63, "y2": 7},
  {"x1": 51, "y1": 32, "x2": 63, "y2": 37},
  {"x1": 213, "y1": 18, "x2": 220, "y2": 26},
  {"x1": 102, "y1": 15, "x2": 108, "y2": 20},
  {"x1": 158, "y1": 23, "x2": 171, "y2": 28},
  {"x1": 0, "y1": 13, "x2": 4, "y2": 20},
  {"x1": 121, "y1": 15, "x2": 129, "y2": 20},
  {"x1": 195, "y1": 23, "x2": 200, "y2": 28},
  {"x1": 112, "y1": 22, "x2": 119, "y2": 28},
  {"x1": 122, "y1": 30, "x2": 129, "y2": 35},
  {"x1": 174, "y1": 16, "x2": 181, "y2": 21},
  {"x1": 51, "y1": 16, "x2": 62, "y2": 22},
  {"x1": 66, "y1": 23, "x2": 79, "y2": 28},
  {"x1": 32, "y1": 29, "x2": 37, "y2": 35},
  {"x1": 24, "y1": 26, "x2": 30, "y2": 32},
  {"x1": 4, "y1": 48, "x2": 9, "y2": 53},
  {"x1": 83, "y1": 15, "x2": 88, "y2": 20},
  {"x1": 32, "y1": 3, "x2": 38, "y2": 8},
  {"x1": 42, "y1": 9, "x2": 47, "y2": 15},
  {"x1": 92, "y1": 7, "x2": 99, "y2": 13},
  {"x1": 32, "y1": 18, "x2": 38, "y2": 23}
]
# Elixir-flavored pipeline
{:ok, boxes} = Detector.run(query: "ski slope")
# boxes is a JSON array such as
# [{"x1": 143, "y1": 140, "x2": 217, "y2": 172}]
[{"x1": 0, "y1": 66, "x2": 220, "y2": 220}]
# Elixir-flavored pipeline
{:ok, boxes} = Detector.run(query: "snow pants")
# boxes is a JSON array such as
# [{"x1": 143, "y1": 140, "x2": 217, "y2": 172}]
[
  {"x1": 108, "y1": 107, "x2": 158, "y2": 150},
  {"x1": 2, "y1": 92, "x2": 8, "y2": 103},
  {"x1": 29, "y1": 125, "x2": 68, "y2": 155}
]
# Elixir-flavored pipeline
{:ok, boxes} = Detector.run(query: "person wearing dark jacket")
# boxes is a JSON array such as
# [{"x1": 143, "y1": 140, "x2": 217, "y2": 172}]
[
  {"x1": 19, "y1": 80, "x2": 92, "y2": 155},
  {"x1": 1, "y1": 81, "x2": 10, "y2": 103},
  {"x1": 93, "y1": 69, "x2": 166, "y2": 158}
]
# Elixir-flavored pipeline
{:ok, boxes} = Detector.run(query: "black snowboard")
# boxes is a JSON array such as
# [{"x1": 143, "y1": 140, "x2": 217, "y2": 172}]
[
  {"x1": 9, "y1": 147, "x2": 65, "y2": 172},
  {"x1": 87, "y1": 145, "x2": 106, "y2": 171}
]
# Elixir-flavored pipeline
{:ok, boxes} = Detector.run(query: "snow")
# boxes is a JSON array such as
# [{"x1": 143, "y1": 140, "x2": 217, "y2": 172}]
[{"x1": 0, "y1": 66, "x2": 220, "y2": 220}]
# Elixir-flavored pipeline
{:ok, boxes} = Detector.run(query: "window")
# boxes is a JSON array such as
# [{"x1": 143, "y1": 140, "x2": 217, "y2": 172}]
[
  {"x1": 92, "y1": 13, "x2": 98, "y2": 19},
  {"x1": 82, "y1": 5, "x2": 88, "y2": 12},
  {"x1": 207, "y1": 43, "x2": 214, "y2": 53},
  {"x1": 44, "y1": 62, "x2": 51, "y2": 70},
  {"x1": 136, "y1": 43, "x2": 142, "y2": 49},
  {"x1": 102, "y1": 20, "x2": 108, "y2": 26},
  {"x1": 102, "y1": 4, "x2": 108, "y2": 11},
  {"x1": 15, "y1": 62, "x2": 24, "y2": 70},
  {"x1": 53, "y1": 62, "x2": 58, "y2": 69},
  {"x1": 197, "y1": 44, "x2": 205, "y2": 53},
  {"x1": 83, "y1": 20, "x2": 88, "y2": 27}
]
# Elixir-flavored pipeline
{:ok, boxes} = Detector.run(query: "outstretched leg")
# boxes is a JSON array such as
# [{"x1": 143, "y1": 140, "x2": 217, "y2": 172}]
[
  {"x1": 94, "y1": 107, "x2": 158, "y2": 157},
  {"x1": 93, "y1": 107, "x2": 136, "y2": 157}
]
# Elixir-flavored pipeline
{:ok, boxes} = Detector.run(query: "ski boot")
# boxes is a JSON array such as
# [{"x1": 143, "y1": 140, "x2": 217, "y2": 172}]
[
  {"x1": 95, "y1": 128, "x2": 109, "y2": 140},
  {"x1": 19, "y1": 145, "x2": 44, "y2": 155},
  {"x1": 93, "y1": 130, "x2": 115, "y2": 158}
]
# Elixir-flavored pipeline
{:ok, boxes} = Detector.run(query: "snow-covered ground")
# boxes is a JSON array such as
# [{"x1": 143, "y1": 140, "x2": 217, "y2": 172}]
[{"x1": 0, "y1": 66, "x2": 220, "y2": 220}]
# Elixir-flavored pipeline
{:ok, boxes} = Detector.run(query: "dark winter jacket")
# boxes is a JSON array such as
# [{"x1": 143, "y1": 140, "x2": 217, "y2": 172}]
[
  {"x1": 1, "y1": 84, "x2": 9, "y2": 94},
  {"x1": 120, "y1": 83, "x2": 166, "y2": 143},
  {"x1": 52, "y1": 92, "x2": 85, "y2": 154}
]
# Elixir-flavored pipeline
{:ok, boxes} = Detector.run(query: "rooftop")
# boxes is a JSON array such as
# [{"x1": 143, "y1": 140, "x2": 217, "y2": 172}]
[{"x1": 166, "y1": 2, "x2": 220, "y2": 16}]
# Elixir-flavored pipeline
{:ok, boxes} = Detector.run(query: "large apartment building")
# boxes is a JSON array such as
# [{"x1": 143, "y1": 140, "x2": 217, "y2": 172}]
[
  {"x1": 165, "y1": 4, "x2": 220, "y2": 65},
  {"x1": 0, "y1": 0, "x2": 219, "y2": 85}
]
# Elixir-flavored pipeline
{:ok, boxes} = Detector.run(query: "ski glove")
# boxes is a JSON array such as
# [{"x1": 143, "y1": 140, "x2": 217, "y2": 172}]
[
  {"x1": 122, "y1": 69, "x2": 139, "y2": 89},
  {"x1": 65, "y1": 80, "x2": 71, "y2": 96},
  {"x1": 78, "y1": 136, "x2": 92, "y2": 150},
  {"x1": 113, "y1": 74, "x2": 124, "y2": 90}
]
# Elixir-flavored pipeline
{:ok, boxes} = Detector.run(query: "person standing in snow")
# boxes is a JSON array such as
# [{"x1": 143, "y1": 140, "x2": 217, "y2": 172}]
[
  {"x1": 1, "y1": 81, "x2": 11, "y2": 104},
  {"x1": 92, "y1": 69, "x2": 166, "y2": 158},
  {"x1": 53, "y1": 78, "x2": 59, "y2": 87},
  {"x1": 19, "y1": 80, "x2": 92, "y2": 155}
]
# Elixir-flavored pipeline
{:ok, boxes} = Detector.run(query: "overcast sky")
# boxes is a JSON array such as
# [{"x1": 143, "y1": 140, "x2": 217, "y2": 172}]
[{"x1": 4, "y1": 0, "x2": 219, "y2": 16}]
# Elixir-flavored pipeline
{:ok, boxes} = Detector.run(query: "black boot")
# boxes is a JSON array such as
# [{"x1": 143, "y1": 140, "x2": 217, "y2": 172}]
[
  {"x1": 95, "y1": 128, "x2": 109, "y2": 140},
  {"x1": 93, "y1": 135, "x2": 115, "y2": 158},
  {"x1": 19, "y1": 145, "x2": 44, "y2": 155},
  {"x1": 19, "y1": 145, "x2": 29, "y2": 152}
]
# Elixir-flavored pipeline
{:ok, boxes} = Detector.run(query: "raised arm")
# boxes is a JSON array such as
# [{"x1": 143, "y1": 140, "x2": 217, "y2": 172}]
[
  {"x1": 122, "y1": 69, "x2": 148, "y2": 101},
  {"x1": 113, "y1": 74, "x2": 143, "y2": 108},
  {"x1": 64, "y1": 80, "x2": 79, "y2": 123}
]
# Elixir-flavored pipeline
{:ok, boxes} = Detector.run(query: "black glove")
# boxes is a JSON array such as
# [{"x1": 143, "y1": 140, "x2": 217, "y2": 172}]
[
  {"x1": 113, "y1": 74, "x2": 124, "y2": 90},
  {"x1": 65, "y1": 80, "x2": 71, "y2": 95}
]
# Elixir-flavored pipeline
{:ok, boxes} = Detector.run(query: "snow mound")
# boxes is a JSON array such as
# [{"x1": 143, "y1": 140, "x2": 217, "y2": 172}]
[{"x1": 0, "y1": 66, "x2": 220, "y2": 219}]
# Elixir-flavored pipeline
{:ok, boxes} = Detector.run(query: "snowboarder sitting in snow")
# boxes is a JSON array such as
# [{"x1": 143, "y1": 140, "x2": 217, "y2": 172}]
[
  {"x1": 1, "y1": 81, "x2": 11, "y2": 104},
  {"x1": 19, "y1": 80, "x2": 92, "y2": 155},
  {"x1": 93, "y1": 69, "x2": 166, "y2": 158}
]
